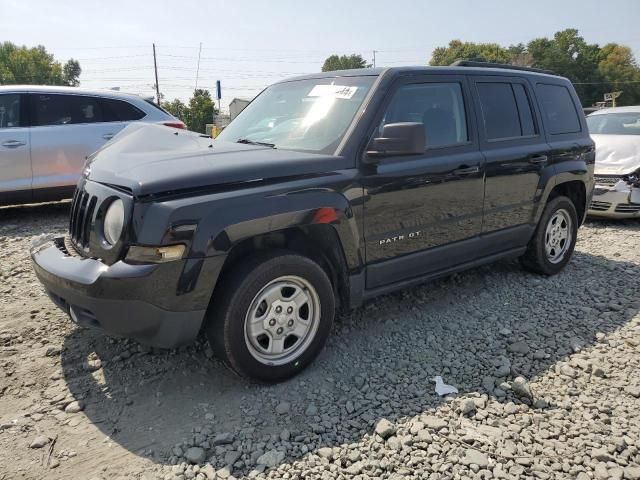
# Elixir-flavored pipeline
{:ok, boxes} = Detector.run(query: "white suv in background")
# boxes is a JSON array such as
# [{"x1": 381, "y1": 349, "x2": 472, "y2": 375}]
[{"x1": 0, "y1": 86, "x2": 184, "y2": 206}]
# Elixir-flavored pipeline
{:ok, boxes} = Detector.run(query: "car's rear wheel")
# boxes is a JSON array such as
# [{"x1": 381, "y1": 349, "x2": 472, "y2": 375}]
[
  {"x1": 205, "y1": 251, "x2": 335, "y2": 382},
  {"x1": 521, "y1": 195, "x2": 578, "y2": 275}
]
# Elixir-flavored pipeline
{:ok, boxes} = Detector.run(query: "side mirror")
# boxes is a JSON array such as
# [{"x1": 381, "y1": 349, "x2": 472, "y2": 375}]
[{"x1": 367, "y1": 122, "x2": 425, "y2": 159}]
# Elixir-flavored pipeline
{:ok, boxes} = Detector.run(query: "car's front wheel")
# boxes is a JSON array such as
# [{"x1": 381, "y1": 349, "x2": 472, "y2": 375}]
[
  {"x1": 206, "y1": 251, "x2": 335, "y2": 382},
  {"x1": 521, "y1": 195, "x2": 578, "y2": 275}
]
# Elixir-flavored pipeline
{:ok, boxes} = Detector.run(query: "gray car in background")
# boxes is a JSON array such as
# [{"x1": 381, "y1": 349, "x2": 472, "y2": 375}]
[{"x1": 0, "y1": 86, "x2": 184, "y2": 206}]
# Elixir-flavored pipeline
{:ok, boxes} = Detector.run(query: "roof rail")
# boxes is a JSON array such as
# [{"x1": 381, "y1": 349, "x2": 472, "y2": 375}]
[{"x1": 450, "y1": 60, "x2": 557, "y2": 76}]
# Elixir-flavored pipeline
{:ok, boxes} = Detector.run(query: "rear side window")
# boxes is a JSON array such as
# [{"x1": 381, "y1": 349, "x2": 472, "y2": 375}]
[
  {"x1": 33, "y1": 94, "x2": 102, "y2": 126},
  {"x1": 512, "y1": 84, "x2": 536, "y2": 136},
  {"x1": 101, "y1": 98, "x2": 145, "y2": 122},
  {"x1": 0, "y1": 94, "x2": 22, "y2": 128},
  {"x1": 381, "y1": 82, "x2": 468, "y2": 148},
  {"x1": 537, "y1": 84, "x2": 581, "y2": 135}
]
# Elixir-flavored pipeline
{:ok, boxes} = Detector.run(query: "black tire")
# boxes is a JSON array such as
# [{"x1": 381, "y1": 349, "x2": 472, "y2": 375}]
[
  {"x1": 521, "y1": 195, "x2": 578, "y2": 275},
  {"x1": 205, "y1": 251, "x2": 335, "y2": 382}
]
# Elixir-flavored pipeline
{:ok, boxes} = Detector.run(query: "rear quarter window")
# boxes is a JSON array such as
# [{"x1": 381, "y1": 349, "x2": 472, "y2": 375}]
[
  {"x1": 537, "y1": 83, "x2": 581, "y2": 135},
  {"x1": 101, "y1": 98, "x2": 146, "y2": 122}
]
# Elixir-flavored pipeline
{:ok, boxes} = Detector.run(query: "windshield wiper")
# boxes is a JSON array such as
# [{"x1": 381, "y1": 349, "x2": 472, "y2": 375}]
[{"x1": 236, "y1": 138, "x2": 276, "y2": 148}]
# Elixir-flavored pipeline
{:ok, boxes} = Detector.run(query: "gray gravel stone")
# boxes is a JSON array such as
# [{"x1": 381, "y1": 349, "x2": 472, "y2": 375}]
[
  {"x1": 275, "y1": 402, "x2": 290, "y2": 415},
  {"x1": 507, "y1": 341, "x2": 530, "y2": 354},
  {"x1": 460, "y1": 449, "x2": 489, "y2": 468},
  {"x1": 29, "y1": 435, "x2": 49, "y2": 448},
  {"x1": 511, "y1": 376, "x2": 533, "y2": 399},
  {"x1": 374, "y1": 418, "x2": 396, "y2": 439},
  {"x1": 624, "y1": 466, "x2": 640, "y2": 480},
  {"x1": 184, "y1": 447, "x2": 206, "y2": 464},
  {"x1": 256, "y1": 450, "x2": 285, "y2": 468},
  {"x1": 64, "y1": 400, "x2": 84, "y2": 413},
  {"x1": 460, "y1": 399, "x2": 476, "y2": 415}
]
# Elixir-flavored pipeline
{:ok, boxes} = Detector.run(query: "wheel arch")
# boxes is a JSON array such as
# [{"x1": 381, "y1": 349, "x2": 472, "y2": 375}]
[
  {"x1": 547, "y1": 180, "x2": 587, "y2": 225},
  {"x1": 214, "y1": 223, "x2": 353, "y2": 312}
]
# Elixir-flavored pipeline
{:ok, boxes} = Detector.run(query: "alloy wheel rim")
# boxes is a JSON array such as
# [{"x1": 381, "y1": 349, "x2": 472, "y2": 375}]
[
  {"x1": 544, "y1": 208, "x2": 572, "y2": 264},
  {"x1": 244, "y1": 275, "x2": 320, "y2": 366}
]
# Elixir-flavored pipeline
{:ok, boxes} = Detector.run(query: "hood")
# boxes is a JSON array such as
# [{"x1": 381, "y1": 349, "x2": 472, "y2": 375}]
[
  {"x1": 85, "y1": 123, "x2": 345, "y2": 197},
  {"x1": 592, "y1": 134, "x2": 640, "y2": 175}
]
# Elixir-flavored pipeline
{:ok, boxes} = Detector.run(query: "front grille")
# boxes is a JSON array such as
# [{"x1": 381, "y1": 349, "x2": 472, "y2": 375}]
[
  {"x1": 69, "y1": 188, "x2": 97, "y2": 251},
  {"x1": 593, "y1": 175, "x2": 622, "y2": 187},
  {"x1": 590, "y1": 200, "x2": 612, "y2": 211},
  {"x1": 615, "y1": 204, "x2": 640, "y2": 214}
]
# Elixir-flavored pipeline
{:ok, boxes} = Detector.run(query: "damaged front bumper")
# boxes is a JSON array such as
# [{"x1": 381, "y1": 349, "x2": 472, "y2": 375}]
[
  {"x1": 30, "y1": 236, "x2": 219, "y2": 348},
  {"x1": 589, "y1": 177, "x2": 640, "y2": 218}
]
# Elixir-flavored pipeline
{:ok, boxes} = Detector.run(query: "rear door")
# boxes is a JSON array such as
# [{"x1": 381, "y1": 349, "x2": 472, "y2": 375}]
[
  {"x1": 29, "y1": 93, "x2": 128, "y2": 198},
  {"x1": 471, "y1": 75, "x2": 550, "y2": 237},
  {"x1": 534, "y1": 81, "x2": 594, "y2": 213},
  {"x1": 0, "y1": 92, "x2": 31, "y2": 204},
  {"x1": 362, "y1": 75, "x2": 485, "y2": 289}
]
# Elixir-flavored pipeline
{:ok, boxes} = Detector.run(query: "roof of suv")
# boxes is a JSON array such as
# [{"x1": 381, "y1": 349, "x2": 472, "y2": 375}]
[
  {"x1": 277, "y1": 65, "x2": 564, "y2": 84},
  {"x1": 0, "y1": 85, "x2": 151, "y2": 103}
]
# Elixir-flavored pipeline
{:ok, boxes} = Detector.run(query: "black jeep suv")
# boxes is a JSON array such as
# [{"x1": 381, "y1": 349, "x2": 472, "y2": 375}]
[{"x1": 31, "y1": 62, "x2": 595, "y2": 382}]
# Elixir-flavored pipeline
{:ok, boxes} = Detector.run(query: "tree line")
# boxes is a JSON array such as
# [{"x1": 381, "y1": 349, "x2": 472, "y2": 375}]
[{"x1": 322, "y1": 29, "x2": 640, "y2": 107}]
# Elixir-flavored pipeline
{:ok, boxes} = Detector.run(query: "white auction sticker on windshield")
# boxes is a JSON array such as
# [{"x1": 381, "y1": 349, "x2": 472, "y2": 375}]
[{"x1": 308, "y1": 84, "x2": 358, "y2": 99}]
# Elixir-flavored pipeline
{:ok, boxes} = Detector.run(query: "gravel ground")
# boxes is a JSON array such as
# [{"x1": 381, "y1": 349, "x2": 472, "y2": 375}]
[{"x1": 1, "y1": 201, "x2": 640, "y2": 480}]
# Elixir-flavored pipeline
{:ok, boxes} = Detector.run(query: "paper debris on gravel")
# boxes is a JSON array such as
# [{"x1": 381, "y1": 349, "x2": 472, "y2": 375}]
[{"x1": 433, "y1": 375, "x2": 458, "y2": 396}]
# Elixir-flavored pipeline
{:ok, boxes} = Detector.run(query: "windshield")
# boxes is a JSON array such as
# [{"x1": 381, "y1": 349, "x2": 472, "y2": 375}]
[
  {"x1": 587, "y1": 112, "x2": 640, "y2": 135},
  {"x1": 217, "y1": 76, "x2": 376, "y2": 154}
]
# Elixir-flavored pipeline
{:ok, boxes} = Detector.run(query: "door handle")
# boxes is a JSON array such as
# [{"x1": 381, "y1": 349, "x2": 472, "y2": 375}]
[
  {"x1": 453, "y1": 166, "x2": 480, "y2": 176},
  {"x1": 529, "y1": 154, "x2": 548, "y2": 164},
  {"x1": 2, "y1": 140, "x2": 26, "y2": 148},
  {"x1": 102, "y1": 133, "x2": 115, "y2": 140}
]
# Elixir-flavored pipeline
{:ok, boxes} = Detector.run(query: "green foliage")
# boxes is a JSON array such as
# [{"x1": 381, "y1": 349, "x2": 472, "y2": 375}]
[
  {"x1": 163, "y1": 89, "x2": 218, "y2": 133},
  {"x1": 429, "y1": 29, "x2": 640, "y2": 106},
  {"x1": 163, "y1": 98, "x2": 188, "y2": 121},
  {"x1": 430, "y1": 40, "x2": 512, "y2": 66},
  {"x1": 0, "y1": 41, "x2": 81, "y2": 86},
  {"x1": 321, "y1": 54, "x2": 370, "y2": 72}
]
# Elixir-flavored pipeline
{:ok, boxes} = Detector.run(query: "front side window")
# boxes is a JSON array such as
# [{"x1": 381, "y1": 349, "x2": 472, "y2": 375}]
[
  {"x1": 33, "y1": 94, "x2": 102, "y2": 126},
  {"x1": 537, "y1": 84, "x2": 581, "y2": 135},
  {"x1": 587, "y1": 112, "x2": 640, "y2": 135},
  {"x1": 216, "y1": 76, "x2": 376, "y2": 154},
  {"x1": 0, "y1": 94, "x2": 22, "y2": 128},
  {"x1": 380, "y1": 82, "x2": 468, "y2": 148}
]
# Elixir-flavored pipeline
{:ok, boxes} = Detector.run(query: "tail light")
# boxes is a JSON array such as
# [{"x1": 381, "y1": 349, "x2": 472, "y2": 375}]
[{"x1": 162, "y1": 121, "x2": 186, "y2": 129}]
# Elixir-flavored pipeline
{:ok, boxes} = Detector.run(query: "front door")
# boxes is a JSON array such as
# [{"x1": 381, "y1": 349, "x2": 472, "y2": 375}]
[
  {"x1": 0, "y1": 92, "x2": 31, "y2": 204},
  {"x1": 361, "y1": 75, "x2": 485, "y2": 289}
]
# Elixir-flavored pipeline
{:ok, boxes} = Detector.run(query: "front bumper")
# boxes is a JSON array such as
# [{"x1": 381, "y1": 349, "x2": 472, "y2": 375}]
[
  {"x1": 31, "y1": 237, "x2": 215, "y2": 348},
  {"x1": 589, "y1": 186, "x2": 640, "y2": 219}
]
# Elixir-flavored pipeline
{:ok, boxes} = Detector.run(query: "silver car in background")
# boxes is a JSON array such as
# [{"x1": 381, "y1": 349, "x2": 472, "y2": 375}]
[
  {"x1": 587, "y1": 106, "x2": 640, "y2": 218},
  {"x1": 0, "y1": 86, "x2": 184, "y2": 206}
]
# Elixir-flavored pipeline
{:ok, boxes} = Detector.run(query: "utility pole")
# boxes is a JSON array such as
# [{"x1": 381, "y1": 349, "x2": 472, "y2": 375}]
[
  {"x1": 153, "y1": 43, "x2": 161, "y2": 106},
  {"x1": 372, "y1": 50, "x2": 377, "y2": 68},
  {"x1": 194, "y1": 42, "x2": 202, "y2": 92}
]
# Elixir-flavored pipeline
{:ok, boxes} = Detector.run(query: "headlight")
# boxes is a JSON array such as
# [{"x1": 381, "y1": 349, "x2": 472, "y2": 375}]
[{"x1": 103, "y1": 199, "x2": 124, "y2": 245}]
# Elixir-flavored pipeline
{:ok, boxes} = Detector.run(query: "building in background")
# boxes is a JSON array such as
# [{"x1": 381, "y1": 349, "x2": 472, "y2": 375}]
[{"x1": 229, "y1": 98, "x2": 251, "y2": 120}]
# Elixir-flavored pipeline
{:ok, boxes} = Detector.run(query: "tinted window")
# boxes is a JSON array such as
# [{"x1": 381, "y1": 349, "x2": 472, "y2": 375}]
[
  {"x1": 587, "y1": 112, "x2": 640, "y2": 135},
  {"x1": 537, "y1": 84, "x2": 581, "y2": 134},
  {"x1": 381, "y1": 82, "x2": 468, "y2": 148},
  {"x1": 477, "y1": 82, "x2": 521, "y2": 140},
  {"x1": 512, "y1": 84, "x2": 537, "y2": 136},
  {"x1": 101, "y1": 98, "x2": 145, "y2": 122},
  {"x1": 0, "y1": 94, "x2": 22, "y2": 128},
  {"x1": 33, "y1": 94, "x2": 102, "y2": 126}
]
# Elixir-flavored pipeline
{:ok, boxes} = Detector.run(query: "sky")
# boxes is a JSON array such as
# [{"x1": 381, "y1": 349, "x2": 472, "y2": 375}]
[{"x1": 1, "y1": 0, "x2": 639, "y2": 113}]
